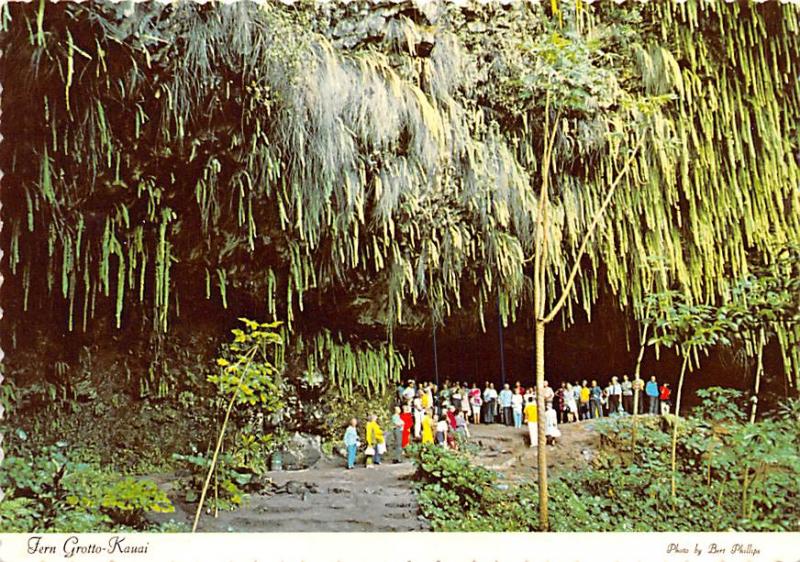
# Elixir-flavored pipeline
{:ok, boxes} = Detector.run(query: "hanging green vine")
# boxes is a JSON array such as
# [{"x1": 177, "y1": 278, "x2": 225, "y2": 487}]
[
  {"x1": 0, "y1": 1, "x2": 798, "y2": 391},
  {"x1": 294, "y1": 330, "x2": 409, "y2": 399}
]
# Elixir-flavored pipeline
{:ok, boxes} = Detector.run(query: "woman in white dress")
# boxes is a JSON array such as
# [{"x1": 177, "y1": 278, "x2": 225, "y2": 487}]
[
  {"x1": 460, "y1": 386, "x2": 471, "y2": 417},
  {"x1": 545, "y1": 403, "x2": 561, "y2": 445},
  {"x1": 413, "y1": 391, "x2": 424, "y2": 439},
  {"x1": 565, "y1": 383, "x2": 578, "y2": 422},
  {"x1": 511, "y1": 389, "x2": 524, "y2": 428}
]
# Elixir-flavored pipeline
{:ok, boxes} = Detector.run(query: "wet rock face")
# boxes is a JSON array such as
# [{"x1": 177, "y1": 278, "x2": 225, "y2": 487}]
[
  {"x1": 282, "y1": 432, "x2": 323, "y2": 470},
  {"x1": 312, "y1": 0, "x2": 443, "y2": 54}
]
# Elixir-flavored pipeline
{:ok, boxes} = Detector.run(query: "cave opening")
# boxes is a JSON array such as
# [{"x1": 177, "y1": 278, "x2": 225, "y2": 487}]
[{"x1": 398, "y1": 290, "x2": 791, "y2": 412}]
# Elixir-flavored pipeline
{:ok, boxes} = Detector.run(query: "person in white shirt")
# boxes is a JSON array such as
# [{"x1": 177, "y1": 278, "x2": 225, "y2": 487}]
[
  {"x1": 565, "y1": 383, "x2": 578, "y2": 422},
  {"x1": 403, "y1": 381, "x2": 416, "y2": 402},
  {"x1": 609, "y1": 376, "x2": 623, "y2": 414},
  {"x1": 435, "y1": 417, "x2": 449, "y2": 448},
  {"x1": 470, "y1": 386, "x2": 483, "y2": 425},
  {"x1": 455, "y1": 410, "x2": 470, "y2": 439},
  {"x1": 543, "y1": 381, "x2": 555, "y2": 409},
  {"x1": 545, "y1": 403, "x2": 561, "y2": 445},
  {"x1": 621, "y1": 374, "x2": 634, "y2": 414},
  {"x1": 413, "y1": 391, "x2": 424, "y2": 439},
  {"x1": 511, "y1": 389, "x2": 524, "y2": 428},
  {"x1": 483, "y1": 383, "x2": 498, "y2": 424},
  {"x1": 498, "y1": 383, "x2": 513, "y2": 426},
  {"x1": 451, "y1": 386, "x2": 462, "y2": 414},
  {"x1": 460, "y1": 386, "x2": 471, "y2": 417}
]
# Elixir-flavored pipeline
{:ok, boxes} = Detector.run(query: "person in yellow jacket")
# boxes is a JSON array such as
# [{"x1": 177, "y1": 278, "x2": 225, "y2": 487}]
[
  {"x1": 365, "y1": 414, "x2": 385, "y2": 467},
  {"x1": 524, "y1": 397, "x2": 538, "y2": 448},
  {"x1": 579, "y1": 380, "x2": 591, "y2": 421},
  {"x1": 421, "y1": 386, "x2": 432, "y2": 410},
  {"x1": 421, "y1": 409, "x2": 434, "y2": 444}
]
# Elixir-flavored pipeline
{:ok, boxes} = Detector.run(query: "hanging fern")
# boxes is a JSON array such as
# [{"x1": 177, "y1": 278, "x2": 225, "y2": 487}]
[{"x1": 0, "y1": 1, "x2": 798, "y2": 391}]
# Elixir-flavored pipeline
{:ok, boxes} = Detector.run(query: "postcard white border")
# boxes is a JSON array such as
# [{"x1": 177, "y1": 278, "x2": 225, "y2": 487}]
[{"x1": 1, "y1": 532, "x2": 800, "y2": 562}]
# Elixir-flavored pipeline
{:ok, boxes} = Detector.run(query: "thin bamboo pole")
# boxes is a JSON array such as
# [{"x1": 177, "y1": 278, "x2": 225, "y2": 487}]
[
  {"x1": 192, "y1": 345, "x2": 259, "y2": 533},
  {"x1": 670, "y1": 355, "x2": 690, "y2": 502},
  {"x1": 749, "y1": 329, "x2": 765, "y2": 424},
  {"x1": 630, "y1": 323, "x2": 649, "y2": 461},
  {"x1": 498, "y1": 299, "x2": 507, "y2": 387},
  {"x1": 432, "y1": 322, "x2": 440, "y2": 389}
]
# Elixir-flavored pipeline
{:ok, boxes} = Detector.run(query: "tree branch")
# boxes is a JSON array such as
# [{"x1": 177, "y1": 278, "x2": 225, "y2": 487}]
[
  {"x1": 534, "y1": 99, "x2": 562, "y2": 318},
  {"x1": 543, "y1": 135, "x2": 644, "y2": 325}
]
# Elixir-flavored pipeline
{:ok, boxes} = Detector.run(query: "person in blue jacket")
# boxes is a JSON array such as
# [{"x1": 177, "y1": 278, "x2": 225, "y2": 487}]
[
  {"x1": 589, "y1": 380, "x2": 603, "y2": 418},
  {"x1": 645, "y1": 376, "x2": 660, "y2": 415},
  {"x1": 343, "y1": 418, "x2": 359, "y2": 469}
]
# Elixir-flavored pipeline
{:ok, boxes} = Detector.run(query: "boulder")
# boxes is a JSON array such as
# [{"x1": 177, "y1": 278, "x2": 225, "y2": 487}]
[{"x1": 282, "y1": 432, "x2": 323, "y2": 470}]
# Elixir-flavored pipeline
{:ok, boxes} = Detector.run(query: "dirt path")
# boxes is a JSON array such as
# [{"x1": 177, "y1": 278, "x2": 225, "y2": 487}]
[
  {"x1": 153, "y1": 457, "x2": 427, "y2": 532},
  {"x1": 468, "y1": 419, "x2": 601, "y2": 482},
  {"x1": 153, "y1": 420, "x2": 600, "y2": 532}
]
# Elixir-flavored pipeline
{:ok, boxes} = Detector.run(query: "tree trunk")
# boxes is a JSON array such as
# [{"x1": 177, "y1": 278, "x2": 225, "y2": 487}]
[
  {"x1": 535, "y1": 319, "x2": 548, "y2": 531},
  {"x1": 749, "y1": 330, "x2": 765, "y2": 424},
  {"x1": 193, "y1": 345, "x2": 259, "y2": 532},
  {"x1": 193, "y1": 383, "x2": 239, "y2": 532},
  {"x1": 670, "y1": 355, "x2": 690, "y2": 502},
  {"x1": 630, "y1": 323, "x2": 649, "y2": 462}
]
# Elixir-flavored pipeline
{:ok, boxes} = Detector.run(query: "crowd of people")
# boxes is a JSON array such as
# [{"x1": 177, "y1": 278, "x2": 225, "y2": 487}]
[{"x1": 342, "y1": 375, "x2": 673, "y2": 469}]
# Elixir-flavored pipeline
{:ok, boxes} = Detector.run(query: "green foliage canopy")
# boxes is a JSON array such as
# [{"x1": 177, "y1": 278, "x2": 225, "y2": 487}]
[{"x1": 1, "y1": 1, "x2": 798, "y2": 389}]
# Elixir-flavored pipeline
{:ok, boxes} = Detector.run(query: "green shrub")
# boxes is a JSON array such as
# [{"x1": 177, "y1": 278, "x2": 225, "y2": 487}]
[
  {"x1": 0, "y1": 443, "x2": 174, "y2": 532},
  {"x1": 171, "y1": 448, "x2": 253, "y2": 511},
  {"x1": 408, "y1": 390, "x2": 800, "y2": 532},
  {"x1": 408, "y1": 443, "x2": 542, "y2": 531},
  {"x1": 556, "y1": 391, "x2": 800, "y2": 531},
  {"x1": 319, "y1": 388, "x2": 395, "y2": 442}
]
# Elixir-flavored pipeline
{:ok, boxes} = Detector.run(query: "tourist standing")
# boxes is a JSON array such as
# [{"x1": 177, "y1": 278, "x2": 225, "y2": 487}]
[
  {"x1": 659, "y1": 382, "x2": 672, "y2": 415},
  {"x1": 446, "y1": 405, "x2": 458, "y2": 430},
  {"x1": 579, "y1": 380, "x2": 591, "y2": 420},
  {"x1": 609, "y1": 376, "x2": 622, "y2": 414},
  {"x1": 391, "y1": 407, "x2": 404, "y2": 463},
  {"x1": 427, "y1": 384, "x2": 437, "y2": 415},
  {"x1": 413, "y1": 390, "x2": 424, "y2": 439},
  {"x1": 403, "y1": 380, "x2": 416, "y2": 403},
  {"x1": 400, "y1": 404, "x2": 413, "y2": 449},
  {"x1": 524, "y1": 386, "x2": 536, "y2": 408},
  {"x1": 524, "y1": 396, "x2": 538, "y2": 447},
  {"x1": 545, "y1": 403, "x2": 561, "y2": 445},
  {"x1": 343, "y1": 418, "x2": 359, "y2": 470},
  {"x1": 421, "y1": 384, "x2": 432, "y2": 411},
  {"x1": 512, "y1": 388, "x2": 524, "y2": 428},
  {"x1": 455, "y1": 410, "x2": 470, "y2": 439},
  {"x1": 543, "y1": 381, "x2": 555, "y2": 410},
  {"x1": 460, "y1": 387, "x2": 471, "y2": 419},
  {"x1": 645, "y1": 376, "x2": 660, "y2": 414},
  {"x1": 621, "y1": 374, "x2": 633, "y2": 414},
  {"x1": 365, "y1": 414, "x2": 385, "y2": 467},
  {"x1": 565, "y1": 383, "x2": 578, "y2": 422},
  {"x1": 451, "y1": 385, "x2": 462, "y2": 415},
  {"x1": 421, "y1": 409, "x2": 434, "y2": 444},
  {"x1": 633, "y1": 376, "x2": 646, "y2": 414},
  {"x1": 470, "y1": 384, "x2": 482, "y2": 425},
  {"x1": 589, "y1": 380, "x2": 603, "y2": 419},
  {"x1": 555, "y1": 383, "x2": 566, "y2": 423},
  {"x1": 439, "y1": 384, "x2": 451, "y2": 416},
  {"x1": 435, "y1": 415, "x2": 449, "y2": 448},
  {"x1": 484, "y1": 383, "x2": 498, "y2": 424},
  {"x1": 499, "y1": 383, "x2": 513, "y2": 425}
]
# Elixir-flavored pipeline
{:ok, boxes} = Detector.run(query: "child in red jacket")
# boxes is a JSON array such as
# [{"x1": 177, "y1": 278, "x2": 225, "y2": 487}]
[{"x1": 659, "y1": 383, "x2": 672, "y2": 415}]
